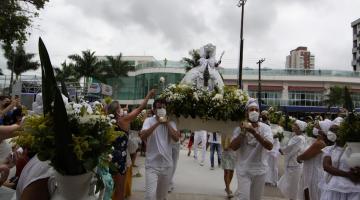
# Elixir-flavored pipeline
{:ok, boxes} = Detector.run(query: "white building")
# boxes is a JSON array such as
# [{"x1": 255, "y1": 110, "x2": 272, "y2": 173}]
[
  {"x1": 286, "y1": 47, "x2": 315, "y2": 69},
  {"x1": 352, "y1": 18, "x2": 360, "y2": 72}
]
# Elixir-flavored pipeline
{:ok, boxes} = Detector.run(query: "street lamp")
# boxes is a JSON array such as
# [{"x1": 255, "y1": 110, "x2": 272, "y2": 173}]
[
  {"x1": 257, "y1": 58, "x2": 265, "y2": 112},
  {"x1": 237, "y1": 0, "x2": 247, "y2": 89}
]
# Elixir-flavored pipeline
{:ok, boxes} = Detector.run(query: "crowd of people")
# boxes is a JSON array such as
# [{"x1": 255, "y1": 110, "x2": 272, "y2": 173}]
[{"x1": 0, "y1": 92, "x2": 360, "y2": 200}]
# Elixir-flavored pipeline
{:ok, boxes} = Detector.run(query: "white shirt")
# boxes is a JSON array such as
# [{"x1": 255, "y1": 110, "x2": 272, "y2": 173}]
[
  {"x1": 142, "y1": 116, "x2": 176, "y2": 168},
  {"x1": 208, "y1": 132, "x2": 221, "y2": 144},
  {"x1": 321, "y1": 145, "x2": 360, "y2": 193},
  {"x1": 16, "y1": 155, "x2": 54, "y2": 200},
  {"x1": 281, "y1": 134, "x2": 306, "y2": 168},
  {"x1": 232, "y1": 122, "x2": 273, "y2": 176}
]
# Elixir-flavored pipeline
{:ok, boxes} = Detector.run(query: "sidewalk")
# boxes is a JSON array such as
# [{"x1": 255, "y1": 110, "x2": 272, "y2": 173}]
[{"x1": 129, "y1": 148, "x2": 286, "y2": 200}]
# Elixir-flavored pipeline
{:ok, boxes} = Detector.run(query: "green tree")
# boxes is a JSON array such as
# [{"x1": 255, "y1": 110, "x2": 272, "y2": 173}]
[
  {"x1": 101, "y1": 53, "x2": 134, "y2": 80},
  {"x1": 343, "y1": 86, "x2": 354, "y2": 112},
  {"x1": 68, "y1": 50, "x2": 102, "y2": 90},
  {"x1": 0, "y1": 0, "x2": 49, "y2": 46},
  {"x1": 100, "y1": 53, "x2": 134, "y2": 98},
  {"x1": 182, "y1": 49, "x2": 200, "y2": 72},
  {"x1": 324, "y1": 86, "x2": 345, "y2": 108},
  {"x1": 54, "y1": 61, "x2": 80, "y2": 84},
  {"x1": 5, "y1": 44, "x2": 39, "y2": 79}
]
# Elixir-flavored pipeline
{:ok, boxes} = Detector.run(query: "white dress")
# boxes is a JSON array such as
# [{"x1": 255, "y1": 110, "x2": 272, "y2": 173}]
[
  {"x1": 278, "y1": 134, "x2": 305, "y2": 199},
  {"x1": 320, "y1": 145, "x2": 360, "y2": 200},
  {"x1": 266, "y1": 124, "x2": 281, "y2": 186},
  {"x1": 297, "y1": 139, "x2": 324, "y2": 200}
]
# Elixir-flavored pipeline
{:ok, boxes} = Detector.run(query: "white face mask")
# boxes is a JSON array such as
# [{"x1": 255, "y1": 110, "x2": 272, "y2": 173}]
[
  {"x1": 327, "y1": 131, "x2": 337, "y2": 142},
  {"x1": 156, "y1": 108, "x2": 166, "y2": 118},
  {"x1": 123, "y1": 111, "x2": 128, "y2": 116},
  {"x1": 248, "y1": 111, "x2": 259, "y2": 122},
  {"x1": 312, "y1": 128, "x2": 319, "y2": 136},
  {"x1": 119, "y1": 109, "x2": 124, "y2": 117}
]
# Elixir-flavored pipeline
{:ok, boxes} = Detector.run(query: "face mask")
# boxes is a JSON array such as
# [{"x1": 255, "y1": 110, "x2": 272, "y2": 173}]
[
  {"x1": 327, "y1": 131, "x2": 337, "y2": 142},
  {"x1": 248, "y1": 111, "x2": 259, "y2": 122},
  {"x1": 123, "y1": 111, "x2": 128, "y2": 116},
  {"x1": 157, "y1": 108, "x2": 166, "y2": 118},
  {"x1": 118, "y1": 109, "x2": 124, "y2": 117},
  {"x1": 312, "y1": 128, "x2": 319, "y2": 136}
]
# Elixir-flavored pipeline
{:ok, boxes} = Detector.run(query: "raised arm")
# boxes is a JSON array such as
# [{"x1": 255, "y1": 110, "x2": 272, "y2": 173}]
[
  {"x1": 0, "y1": 124, "x2": 22, "y2": 141},
  {"x1": 297, "y1": 140, "x2": 325, "y2": 162},
  {"x1": 123, "y1": 89, "x2": 155, "y2": 122}
]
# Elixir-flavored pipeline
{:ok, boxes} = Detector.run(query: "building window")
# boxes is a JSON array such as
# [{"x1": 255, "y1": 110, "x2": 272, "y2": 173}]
[
  {"x1": 351, "y1": 93, "x2": 360, "y2": 108},
  {"x1": 288, "y1": 91, "x2": 323, "y2": 106},
  {"x1": 248, "y1": 91, "x2": 282, "y2": 106}
]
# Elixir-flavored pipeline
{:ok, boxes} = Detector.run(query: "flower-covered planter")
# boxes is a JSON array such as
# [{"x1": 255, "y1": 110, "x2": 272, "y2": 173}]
[
  {"x1": 171, "y1": 116, "x2": 239, "y2": 134},
  {"x1": 346, "y1": 142, "x2": 360, "y2": 168},
  {"x1": 160, "y1": 84, "x2": 249, "y2": 122},
  {"x1": 49, "y1": 171, "x2": 96, "y2": 200}
]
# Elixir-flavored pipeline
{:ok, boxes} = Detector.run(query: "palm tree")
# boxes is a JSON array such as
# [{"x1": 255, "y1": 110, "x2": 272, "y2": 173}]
[
  {"x1": 182, "y1": 49, "x2": 200, "y2": 72},
  {"x1": 100, "y1": 53, "x2": 134, "y2": 97},
  {"x1": 102, "y1": 53, "x2": 134, "y2": 78},
  {"x1": 68, "y1": 50, "x2": 102, "y2": 91},
  {"x1": 54, "y1": 61, "x2": 80, "y2": 84},
  {"x1": 6, "y1": 44, "x2": 40, "y2": 79}
]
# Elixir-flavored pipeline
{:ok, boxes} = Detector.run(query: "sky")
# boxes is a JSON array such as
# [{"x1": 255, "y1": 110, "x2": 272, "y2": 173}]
[{"x1": 1, "y1": 0, "x2": 360, "y2": 75}]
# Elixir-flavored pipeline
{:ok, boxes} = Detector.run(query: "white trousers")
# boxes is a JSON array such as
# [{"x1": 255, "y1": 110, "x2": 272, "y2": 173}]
[
  {"x1": 193, "y1": 131, "x2": 207, "y2": 162},
  {"x1": 145, "y1": 166, "x2": 172, "y2": 200},
  {"x1": 234, "y1": 173, "x2": 266, "y2": 200},
  {"x1": 169, "y1": 143, "x2": 180, "y2": 188},
  {"x1": 265, "y1": 153, "x2": 279, "y2": 186}
]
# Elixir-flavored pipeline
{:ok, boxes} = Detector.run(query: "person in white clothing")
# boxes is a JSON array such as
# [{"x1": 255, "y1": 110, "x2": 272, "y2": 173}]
[
  {"x1": 230, "y1": 98, "x2": 273, "y2": 200},
  {"x1": 168, "y1": 132, "x2": 180, "y2": 193},
  {"x1": 193, "y1": 130, "x2": 207, "y2": 166},
  {"x1": 321, "y1": 119, "x2": 360, "y2": 200},
  {"x1": 296, "y1": 119, "x2": 331, "y2": 200},
  {"x1": 16, "y1": 155, "x2": 54, "y2": 200},
  {"x1": 266, "y1": 124, "x2": 283, "y2": 186},
  {"x1": 139, "y1": 99, "x2": 180, "y2": 200},
  {"x1": 278, "y1": 120, "x2": 307, "y2": 200}
]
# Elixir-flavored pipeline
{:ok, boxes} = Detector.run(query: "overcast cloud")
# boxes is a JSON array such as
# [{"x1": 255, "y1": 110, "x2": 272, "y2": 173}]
[{"x1": 1, "y1": 0, "x2": 360, "y2": 75}]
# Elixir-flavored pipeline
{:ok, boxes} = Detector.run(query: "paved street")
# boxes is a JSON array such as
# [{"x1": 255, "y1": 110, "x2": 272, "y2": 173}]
[{"x1": 129, "y1": 148, "x2": 286, "y2": 200}]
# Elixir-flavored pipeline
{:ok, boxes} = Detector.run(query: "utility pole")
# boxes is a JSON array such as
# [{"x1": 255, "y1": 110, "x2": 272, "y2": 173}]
[
  {"x1": 237, "y1": 0, "x2": 247, "y2": 89},
  {"x1": 257, "y1": 58, "x2": 265, "y2": 112}
]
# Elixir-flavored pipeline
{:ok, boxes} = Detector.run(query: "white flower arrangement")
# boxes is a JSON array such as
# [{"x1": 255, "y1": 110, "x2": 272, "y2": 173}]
[{"x1": 159, "y1": 84, "x2": 249, "y2": 121}]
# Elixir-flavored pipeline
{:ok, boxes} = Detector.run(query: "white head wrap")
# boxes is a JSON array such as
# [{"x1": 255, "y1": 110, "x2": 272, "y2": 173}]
[
  {"x1": 319, "y1": 119, "x2": 333, "y2": 133},
  {"x1": 332, "y1": 117, "x2": 344, "y2": 126},
  {"x1": 295, "y1": 120, "x2": 307, "y2": 132},
  {"x1": 245, "y1": 98, "x2": 259, "y2": 110}
]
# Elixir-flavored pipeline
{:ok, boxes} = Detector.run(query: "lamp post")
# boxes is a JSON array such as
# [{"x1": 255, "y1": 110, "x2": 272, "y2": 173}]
[
  {"x1": 237, "y1": 0, "x2": 247, "y2": 89},
  {"x1": 257, "y1": 58, "x2": 265, "y2": 112}
]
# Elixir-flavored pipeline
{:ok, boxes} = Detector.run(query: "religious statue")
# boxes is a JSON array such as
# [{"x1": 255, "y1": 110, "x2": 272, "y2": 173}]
[{"x1": 180, "y1": 43, "x2": 225, "y2": 91}]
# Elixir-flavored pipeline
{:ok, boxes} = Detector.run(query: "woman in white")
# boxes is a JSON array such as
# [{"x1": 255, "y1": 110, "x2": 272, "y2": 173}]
[
  {"x1": 296, "y1": 119, "x2": 332, "y2": 200},
  {"x1": 320, "y1": 118, "x2": 360, "y2": 200},
  {"x1": 278, "y1": 120, "x2": 306, "y2": 200},
  {"x1": 266, "y1": 124, "x2": 283, "y2": 186}
]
